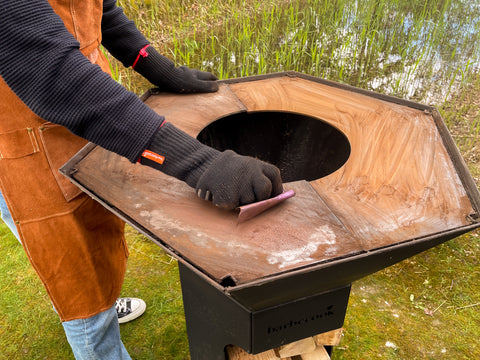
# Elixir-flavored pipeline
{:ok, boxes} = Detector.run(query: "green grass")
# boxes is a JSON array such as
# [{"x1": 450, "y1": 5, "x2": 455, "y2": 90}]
[
  {"x1": 1, "y1": 0, "x2": 480, "y2": 359},
  {"x1": 335, "y1": 232, "x2": 480, "y2": 359}
]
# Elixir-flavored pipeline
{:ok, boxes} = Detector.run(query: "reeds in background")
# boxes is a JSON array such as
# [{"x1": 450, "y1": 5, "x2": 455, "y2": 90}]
[{"x1": 117, "y1": 0, "x2": 480, "y2": 109}]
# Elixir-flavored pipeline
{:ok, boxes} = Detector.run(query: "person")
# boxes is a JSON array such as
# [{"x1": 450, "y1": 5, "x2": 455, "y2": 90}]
[{"x1": 0, "y1": 0, "x2": 283, "y2": 359}]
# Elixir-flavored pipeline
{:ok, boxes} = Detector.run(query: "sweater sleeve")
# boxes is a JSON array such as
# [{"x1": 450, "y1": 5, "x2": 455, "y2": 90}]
[
  {"x1": 0, "y1": 0, "x2": 164, "y2": 162},
  {"x1": 101, "y1": 0, "x2": 150, "y2": 67}
]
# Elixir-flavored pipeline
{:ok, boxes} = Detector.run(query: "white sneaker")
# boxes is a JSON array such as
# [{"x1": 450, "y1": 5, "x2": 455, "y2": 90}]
[{"x1": 115, "y1": 298, "x2": 146, "y2": 324}]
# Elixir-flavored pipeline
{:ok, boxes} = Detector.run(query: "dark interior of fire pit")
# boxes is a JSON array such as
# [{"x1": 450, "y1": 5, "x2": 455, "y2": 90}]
[{"x1": 197, "y1": 111, "x2": 351, "y2": 182}]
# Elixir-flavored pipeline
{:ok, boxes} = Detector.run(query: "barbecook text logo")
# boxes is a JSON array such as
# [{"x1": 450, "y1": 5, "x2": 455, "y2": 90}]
[{"x1": 266, "y1": 305, "x2": 335, "y2": 334}]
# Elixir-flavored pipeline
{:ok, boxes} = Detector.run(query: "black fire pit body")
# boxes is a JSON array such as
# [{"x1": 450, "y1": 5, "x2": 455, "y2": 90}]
[
  {"x1": 60, "y1": 72, "x2": 480, "y2": 359},
  {"x1": 179, "y1": 262, "x2": 350, "y2": 359}
]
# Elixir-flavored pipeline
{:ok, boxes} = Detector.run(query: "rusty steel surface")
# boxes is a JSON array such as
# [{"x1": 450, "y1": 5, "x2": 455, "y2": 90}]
[
  {"x1": 63, "y1": 72, "x2": 480, "y2": 288},
  {"x1": 70, "y1": 153, "x2": 362, "y2": 284}
]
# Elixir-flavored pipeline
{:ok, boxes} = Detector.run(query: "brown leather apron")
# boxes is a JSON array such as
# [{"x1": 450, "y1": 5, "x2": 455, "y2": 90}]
[{"x1": 0, "y1": 0, "x2": 128, "y2": 322}]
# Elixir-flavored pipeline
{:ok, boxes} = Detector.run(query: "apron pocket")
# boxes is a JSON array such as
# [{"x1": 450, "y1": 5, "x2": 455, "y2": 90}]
[
  {"x1": 0, "y1": 128, "x2": 40, "y2": 159},
  {"x1": 38, "y1": 123, "x2": 88, "y2": 202}
]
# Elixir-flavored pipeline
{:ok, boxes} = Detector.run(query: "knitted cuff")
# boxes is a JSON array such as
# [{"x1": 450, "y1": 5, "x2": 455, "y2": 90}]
[{"x1": 139, "y1": 122, "x2": 220, "y2": 188}]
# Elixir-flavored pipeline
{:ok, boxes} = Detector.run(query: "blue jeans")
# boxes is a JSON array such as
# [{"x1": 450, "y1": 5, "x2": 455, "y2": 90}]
[
  {"x1": 0, "y1": 190, "x2": 20, "y2": 241},
  {"x1": 63, "y1": 305, "x2": 131, "y2": 360},
  {"x1": 0, "y1": 189, "x2": 131, "y2": 359}
]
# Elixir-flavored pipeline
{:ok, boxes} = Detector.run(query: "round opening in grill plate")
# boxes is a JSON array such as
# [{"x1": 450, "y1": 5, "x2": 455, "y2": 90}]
[{"x1": 197, "y1": 111, "x2": 351, "y2": 182}]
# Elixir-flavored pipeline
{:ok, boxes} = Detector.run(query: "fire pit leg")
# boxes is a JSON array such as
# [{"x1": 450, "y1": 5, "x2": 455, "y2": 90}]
[
  {"x1": 178, "y1": 263, "x2": 351, "y2": 360},
  {"x1": 179, "y1": 263, "x2": 251, "y2": 360}
]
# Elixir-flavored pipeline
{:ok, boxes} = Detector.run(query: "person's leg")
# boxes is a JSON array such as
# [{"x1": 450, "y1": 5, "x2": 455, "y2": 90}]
[
  {"x1": 62, "y1": 304, "x2": 131, "y2": 360},
  {"x1": 0, "y1": 188, "x2": 20, "y2": 241}
]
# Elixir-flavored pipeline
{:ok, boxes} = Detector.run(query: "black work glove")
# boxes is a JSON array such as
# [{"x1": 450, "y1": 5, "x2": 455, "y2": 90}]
[
  {"x1": 140, "y1": 123, "x2": 283, "y2": 210},
  {"x1": 133, "y1": 46, "x2": 218, "y2": 93}
]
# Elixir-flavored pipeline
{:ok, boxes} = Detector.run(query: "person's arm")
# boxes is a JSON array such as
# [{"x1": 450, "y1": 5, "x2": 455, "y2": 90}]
[
  {"x1": 0, "y1": 0, "x2": 283, "y2": 209},
  {"x1": 101, "y1": 0, "x2": 218, "y2": 93},
  {"x1": 0, "y1": 0, "x2": 163, "y2": 162},
  {"x1": 99, "y1": 0, "x2": 281, "y2": 207},
  {"x1": 100, "y1": 0, "x2": 150, "y2": 67}
]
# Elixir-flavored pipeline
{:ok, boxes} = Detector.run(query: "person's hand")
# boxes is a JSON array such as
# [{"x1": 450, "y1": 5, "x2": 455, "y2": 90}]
[
  {"x1": 196, "y1": 150, "x2": 283, "y2": 209},
  {"x1": 140, "y1": 123, "x2": 283, "y2": 210},
  {"x1": 133, "y1": 46, "x2": 218, "y2": 93},
  {"x1": 168, "y1": 66, "x2": 218, "y2": 93}
]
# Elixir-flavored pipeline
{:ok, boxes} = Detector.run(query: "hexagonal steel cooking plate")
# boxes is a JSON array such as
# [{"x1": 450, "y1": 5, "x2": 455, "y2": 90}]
[{"x1": 61, "y1": 72, "x2": 480, "y2": 310}]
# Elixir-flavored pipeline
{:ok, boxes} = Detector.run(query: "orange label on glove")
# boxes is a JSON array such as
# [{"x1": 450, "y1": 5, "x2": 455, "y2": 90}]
[{"x1": 141, "y1": 149, "x2": 165, "y2": 165}]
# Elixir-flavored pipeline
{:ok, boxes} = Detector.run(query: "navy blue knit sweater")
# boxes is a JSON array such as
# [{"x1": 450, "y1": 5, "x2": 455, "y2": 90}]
[{"x1": 0, "y1": 0, "x2": 164, "y2": 162}]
